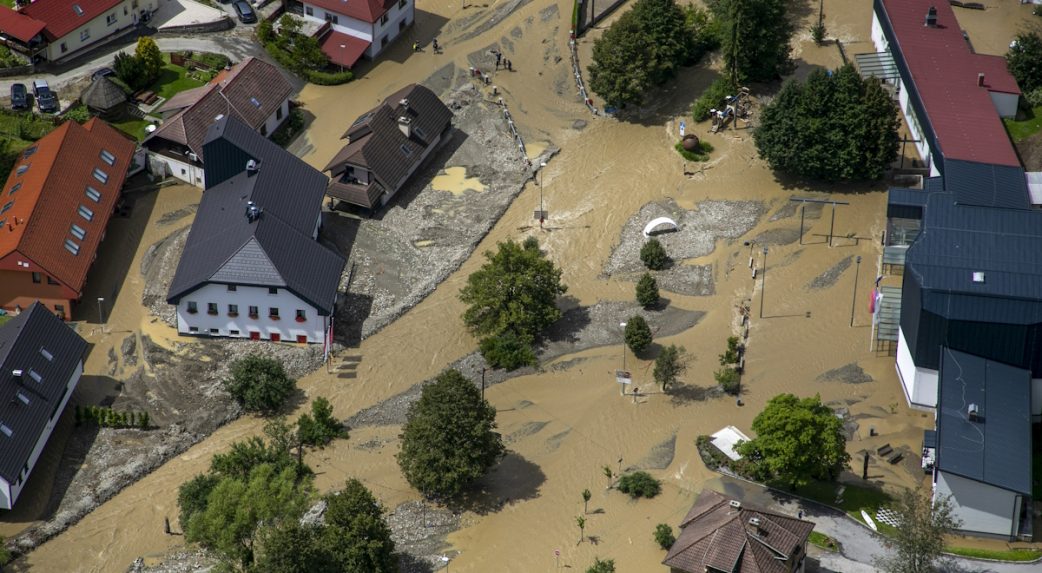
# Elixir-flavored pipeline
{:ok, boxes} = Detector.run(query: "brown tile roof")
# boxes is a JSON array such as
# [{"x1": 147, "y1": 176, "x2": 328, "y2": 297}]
[
  {"x1": 146, "y1": 57, "x2": 293, "y2": 161},
  {"x1": 323, "y1": 84, "x2": 451, "y2": 204},
  {"x1": 0, "y1": 118, "x2": 136, "y2": 294},
  {"x1": 663, "y1": 490, "x2": 814, "y2": 573}
]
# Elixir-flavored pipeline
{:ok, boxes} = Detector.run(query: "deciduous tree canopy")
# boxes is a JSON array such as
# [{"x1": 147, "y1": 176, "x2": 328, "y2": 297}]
[
  {"x1": 709, "y1": 0, "x2": 794, "y2": 84},
  {"x1": 874, "y1": 489, "x2": 960, "y2": 573},
  {"x1": 754, "y1": 64, "x2": 900, "y2": 181},
  {"x1": 224, "y1": 355, "x2": 297, "y2": 413}
]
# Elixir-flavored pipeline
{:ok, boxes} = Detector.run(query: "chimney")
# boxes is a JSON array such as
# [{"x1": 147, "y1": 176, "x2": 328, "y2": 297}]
[
  {"x1": 925, "y1": 6, "x2": 937, "y2": 27},
  {"x1": 968, "y1": 403, "x2": 980, "y2": 421},
  {"x1": 400, "y1": 98, "x2": 409, "y2": 110},
  {"x1": 747, "y1": 517, "x2": 764, "y2": 536},
  {"x1": 398, "y1": 116, "x2": 412, "y2": 138},
  {"x1": 729, "y1": 500, "x2": 742, "y2": 510},
  {"x1": 246, "y1": 159, "x2": 258, "y2": 174},
  {"x1": 246, "y1": 200, "x2": 262, "y2": 222},
  {"x1": 12, "y1": 369, "x2": 22, "y2": 377},
  {"x1": 977, "y1": 73, "x2": 985, "y2": 87}
]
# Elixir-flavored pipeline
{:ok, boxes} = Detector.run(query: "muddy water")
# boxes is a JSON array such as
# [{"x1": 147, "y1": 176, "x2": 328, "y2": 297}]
[
  {"x1": 18, "y1": 1, "x2": 1028, "y2": 571},
  {"x1": 431, "y1": 166, "x2": 487, "y2": 195}
]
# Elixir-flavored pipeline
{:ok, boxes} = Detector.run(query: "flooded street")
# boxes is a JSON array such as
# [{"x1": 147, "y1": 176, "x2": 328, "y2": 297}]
[{"x1": 9, "y1": 0, "x2": 1033, "y2": 571}]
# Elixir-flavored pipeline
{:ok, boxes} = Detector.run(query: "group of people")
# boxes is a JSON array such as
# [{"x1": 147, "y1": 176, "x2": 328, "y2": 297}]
[{"x1": 413, "y1": 38, "x2": 444, "y2": 54}]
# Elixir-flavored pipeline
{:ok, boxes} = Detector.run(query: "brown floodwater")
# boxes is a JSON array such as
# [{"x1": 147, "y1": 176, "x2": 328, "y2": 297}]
[{"x1": 12, "y1": 0, "x2": 1032, "y2": 571}]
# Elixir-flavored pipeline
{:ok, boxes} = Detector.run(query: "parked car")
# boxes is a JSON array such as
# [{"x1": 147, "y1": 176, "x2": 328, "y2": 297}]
[
  {"x1": 91, "y1": 67, "x2": 115, "y2": 81},
  {"x1": 31, "y1": 79, "x2": 58, "y2": 113},
  {"x1": 10, "y1": 83, "x2": 28, "y2": 110},
  {"x1": 233, "y1": 1, "x2": 257, "y2": 23}
]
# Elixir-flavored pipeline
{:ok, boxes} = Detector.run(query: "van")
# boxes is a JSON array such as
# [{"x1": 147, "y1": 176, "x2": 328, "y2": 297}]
[{"x1": 31, "y1": 79, "x2": 58, "y2": 113}]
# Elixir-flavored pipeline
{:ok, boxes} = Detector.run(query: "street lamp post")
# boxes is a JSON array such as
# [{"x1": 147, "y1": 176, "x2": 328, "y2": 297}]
[
  {"x1": 850, "y1": 255, "x2": 862, "y2": 327},
  {"x1": 743, "y1": 240, "x2": 755, "y2": 268},
  {"x1": 538, "y1": 161, "x2": 547, "y2": 229},
  {"x1": 97, "y1": 297, "x2": 105, "y2": 329},
  {"x1": 339, "y1": 44, "x2": 346, "y2": 73},
  {"x1": 619, "y1": 321, "x2": 627, "y2": 371},
  {"x1": 759, "y1": 247, "x2": 768, "y2": 319}
]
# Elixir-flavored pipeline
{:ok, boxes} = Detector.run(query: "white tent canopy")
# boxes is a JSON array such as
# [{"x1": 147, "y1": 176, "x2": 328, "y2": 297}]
[{"x1": 642, "y1": 217, "x2": 678, "y2": 237}]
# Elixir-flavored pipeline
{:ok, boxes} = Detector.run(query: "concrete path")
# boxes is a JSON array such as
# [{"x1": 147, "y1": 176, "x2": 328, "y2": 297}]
[{"x1": 706, "y1": 476, "x2": 1039, "y2": 573}]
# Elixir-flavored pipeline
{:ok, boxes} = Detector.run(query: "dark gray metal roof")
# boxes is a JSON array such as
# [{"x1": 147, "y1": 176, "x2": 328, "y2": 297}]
[
  {"x1": 936, "y1": 348, "x2": 1031, "y2": 495},
  {"x1": 943, "y1": 160, "x2": 1029, "y2": 209},
  {"x1": 905, "y1": 192, "x2": 1042, "y2": 314},
  {"x1": 166, "y1": 143, "x2": 346, "y2": 314},
  {"x1": 0, "y1": 303, "x2": 86, "y2": 484}
]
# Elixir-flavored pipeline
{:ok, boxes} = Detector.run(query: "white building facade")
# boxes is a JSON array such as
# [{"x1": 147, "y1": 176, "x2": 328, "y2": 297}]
[
  {"x1": 934, "y1": 471, "x2": 1025, "y2": 538},
  {"x1": 174, "y1": 284, "x2": 331, "y2": 344},
  {"x1": 303, "y1": 0, "x2": 414, "y2": 58}
]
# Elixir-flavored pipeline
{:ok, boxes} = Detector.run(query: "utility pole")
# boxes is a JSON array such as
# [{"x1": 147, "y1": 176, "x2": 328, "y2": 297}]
[
  {"x1": 850, "y1": 256, "x2": 862, "y2": 327},
  {"x1": 97, "y1": 297, "x2": 105, "y2": 331},
  {"x1": 759, "y1": 248, "x2": 768, "y2": 319}
]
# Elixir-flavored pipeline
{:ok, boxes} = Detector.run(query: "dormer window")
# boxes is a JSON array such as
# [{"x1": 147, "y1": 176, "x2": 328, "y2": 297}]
[
  {"x1": 78, "y1": 204, "x2": 94, "y2": 221},
  {"x1": 100, "y1": 149, "x2": 116, "y2": 165},
  {"x1": 92, "y1": 167, "x2": 108, "y2": 183},
  {"x1": 86, "y1": 186, "x2": 101, "y2": 202}
]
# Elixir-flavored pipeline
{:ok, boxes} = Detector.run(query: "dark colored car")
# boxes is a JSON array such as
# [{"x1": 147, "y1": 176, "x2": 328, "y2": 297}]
[
  {"x1": 10, "y1": 83, "x2": 27, "y2": 110},
  {"x1": 32, "y1": 79, "x2": 58, "y2": 113},
  {"x1": 91, "y1": 67, "x2": 115, "y2": 81},
  {"x1": 233, "y1": 1, "x2": 257, "y2": 23}
]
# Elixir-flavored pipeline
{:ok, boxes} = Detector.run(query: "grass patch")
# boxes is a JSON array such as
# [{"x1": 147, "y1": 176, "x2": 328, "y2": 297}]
[
  {"x1": 808, "y1": 531, "x2": 842, "y2": 552},
  {"x1": 112, "y1": 115, "x2": 154, "y2": 142},
  {"x1": 148, "y1": 55, "x2": 205, "y2": 100},
  {"x1": 0, "y1": 0, "x2": 13, "y2": 8},
  {"x1": 945, "y1": 546, "x2": 1042, "y2": 562},
  {"x1": 0, "y1": 314, "x2": 10, "y2": 327},
  {"x1": 1004, "y1": 105, "x2": 1042, "y2": 142},
  {"x1": 675, "y1": 140, "x2": 714, "y2": 161},
  {"x1": 786, "y1": 480, "x2": 894, "y2": 523}
]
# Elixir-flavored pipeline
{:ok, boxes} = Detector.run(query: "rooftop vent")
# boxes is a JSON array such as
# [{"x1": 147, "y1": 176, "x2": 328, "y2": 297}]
[
  {"x1": 977, "y1": 73, "x2": 985, "y2": 87},
  {"x1": 729, "y1": 500, "x2": 741, "y2": 509},
  {"x1": 748, "y1": 517, "x2": 762, "y2": 527},
  {"x1": 246, "y1": 200, "x2": 262, "y2": 222},
  {"x1": 925, "y1": 6, "x2": 937, "y2": 27},
  {"x1": 968, "y1": 403, "x2": 980, "y2": 420},
  {"x1": 398, "y1": 116, "x2": 412, "y2": 138},
  {"x1": 215, "y1": 113, "x2": 225, "y2": 122},
  {"x1": 246, "y1": 159, "x2": 258, "y2": 173},
  {"x1": 11, "y1": 369, "x2": 22, "y2": 377},
  {"x1": 400, "y1": 98, "x2": 409, "y2": 109},
  {"x1": 972, "y1": 271, "x2": 985, "y2": 283}
]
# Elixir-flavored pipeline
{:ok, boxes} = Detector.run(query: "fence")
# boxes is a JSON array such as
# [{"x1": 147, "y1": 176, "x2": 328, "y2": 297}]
[{"x1": 568, "y1": 35, "x2": 597, "y2": 115}]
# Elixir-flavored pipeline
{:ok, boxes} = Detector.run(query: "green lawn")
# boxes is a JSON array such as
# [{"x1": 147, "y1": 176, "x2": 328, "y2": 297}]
[
  {"x1": 808, "y1": 531, "x2": 842, "y2": 552},
  {"x1": 786, "y1": 480, "x2": 894, "y2": 525},
  {"x1": 1003, "y1": 105, "x2": 1042, "y2": 142},
  {"x1": 0, "y1": 0, "x2": 13, "y2": 8},
  {"x1": 112, "y1": 116, "x2": 154, "y2": 142},
  {"x1": 148, "y1": 55, "x2": 205, "y2": 100},
  {"x1": 0, "y1": 315, "x2": 10, "y2": 327},
  {"x1": 946, "y1": 546, "x2": 1042, "y2": 562}
]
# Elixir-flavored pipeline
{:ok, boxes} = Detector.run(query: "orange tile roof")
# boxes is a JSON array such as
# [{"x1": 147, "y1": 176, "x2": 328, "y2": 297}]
[{"x1": 0, "y1": 118, "x2": 135, "y2": 293}]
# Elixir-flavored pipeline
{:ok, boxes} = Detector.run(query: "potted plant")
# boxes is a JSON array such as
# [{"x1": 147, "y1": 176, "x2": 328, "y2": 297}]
[{"x1": 228, "y1": 311, "x2": 239, "y2": 317}]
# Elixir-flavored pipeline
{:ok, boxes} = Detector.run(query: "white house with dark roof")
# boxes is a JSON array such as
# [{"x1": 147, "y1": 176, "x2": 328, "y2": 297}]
[
  {"x1": 302, "y1": 0, "x2": 415, "y2": 69},
  {"x1": 0, "y1": 302, "x2": 87, "y2": 509},
  {"x1": 166, "y1": 116, "x2": 345, "y2": 344},
  {"x1": 144, "y1": 57, "x2": 294, "y2": 188}
]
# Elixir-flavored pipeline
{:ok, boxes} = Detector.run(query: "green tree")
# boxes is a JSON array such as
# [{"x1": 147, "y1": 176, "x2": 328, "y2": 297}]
[
  {"x1": 754, "y1": 64, "x2": 900, "y2": 181},
  {"x1": 639, "y1": 239, "x2": 669, "y2": 270},
  {"x1": 113, "y1": 51, "x2": 146, "y2": 90},
  {"x1": 736, "y1": 393, "x2": 851, "y2": 488},
  {"x1": 185, "y1": 464, "x2": 315, "y2": 571},
  {"x1": 478, "y1": 330, "x2": 538, "y2": 370},
  {"x1": 224, "y1": 354, "x2": 297, "y2": 413},
  {"x1": 135, "y1": 36, "x2": 163, "y2": 85},
  {"x1": 460, "y1": 238, "x2": 566, "y2": 368},
  {"x1": 321, "y1": 479, "x2": 398, "y2": 572},
  {"x1": 0, "y1": 535, "x2": 11, "y2": 567},
  {"x1": 298, "y1": 396, "x2": 345, "y2": 447},
  {"x1": 616, "y1": 471, "x2": 661, "y2": 498},
  {"x1": 653, "y1": 523, "x2": 676, "y2": 549},
  {"x1": 624, "y1": 315, "x2": 652, "y2": 353},
  {"x1": 874, "y1": 489, "x2": 961, "y2": 573},
  {"x1": 709, "y1": 0, "x2": 794, "y2": 84},
  {"x1": 396, "y1": 369, "x2": 505, "y2": 500},
  {"x1": 581, "y1": 488, "x2": 592, "y2": 514},
  {"x1": 211, "y1": 436, "x2": 300, "y2": 480},
  {"x1": 255, "y1": 522, "x2": 336, "y2": 573},
  {"x1": 714, "y1": 367, "x2": 740, "y2": 394},
  {"x1": 576, "y1": 515, "x2": 586, "y2": 543},
  {"x1": 586, "y1": 557, "x2": 616, "y2": 573},
  {"x1": 653, "y1": 344, "x2": 687, "y2": 391},
  {"x1": 588, "y1": 0, "x2": 693, "y2": 107},
  {"x1": 635, "y1": 272, "x2": 660, "y2": 308},
  {"x1": 1007, "y1": 31, "x2": 1042, "y2": 94},
  {"x1": 177, "y1": 473, "x2": 221, "y2": 532}
]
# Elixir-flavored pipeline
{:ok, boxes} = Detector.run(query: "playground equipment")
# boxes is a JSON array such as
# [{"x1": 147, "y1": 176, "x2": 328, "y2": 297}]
[{"x1": 710, "y1": 87, "x2": 752, "y2": 133}]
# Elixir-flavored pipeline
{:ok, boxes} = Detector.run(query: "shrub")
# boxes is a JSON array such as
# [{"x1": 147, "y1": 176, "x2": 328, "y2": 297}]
[
  {"x1": 480, "y1": 331, "x2": 537, "y2": 370},
  {"x1": 586, "y1": 558, "x2": 616, "y2": 573},
  {"x1": 271, "y1": 107, "x2": 305, "y2": 147},
  {"x1": 63, "y1": 105, "x2": 92, "y2": 123},
  {"x1": 640, "y1": 238, "x2": 669, "y2": 270},
  {"x1": 715, "y1": 367, "x2": 740, "y2": 394},
  {"x1": 691, "y1": 78, "x2": 736, "y2": 121},
  {"x1": 654, "y1": 523, "x2": 676, "y2": 549},
  {"x1": 1026, "y1": 87, "x2": 1042, "y2": 108},
  {"x1": 616, "y1": 471, "x2": 661, "y2": 498},
  {"x1": 635, "y1": 272, "x2": 659, "y2": 308},
  {"x1": 223, "y1": 354, "x2": 297, "y2": 413},
  {"x1": 306, "y1": 69, "x2": 354, "y2": 85},
  {"x1": 297, "y1": 396, "x2": 346, "y2": 447},
  {"x1": 674, "y1": 140, "x2": 713, "y2": 161},
  {"x1": 810, "y1": 22, "x2": 827, "y2": 45},
  {"x1": 623, "y1": 315, "x2": 652, "y2": 353}
]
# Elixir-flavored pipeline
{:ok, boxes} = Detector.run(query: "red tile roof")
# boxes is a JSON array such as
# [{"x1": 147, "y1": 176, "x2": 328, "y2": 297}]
[
  {"x1": 0, "y1": 118, "x2": 136, "y2": 294},
  {"x1": 879, "y1": 0, "x2": 1020, "y2": 167},
  {"x1": 320, "y1": 30, "x2": 369, "y2": 69},
  {"x1": 305, "y1": 0, "x2": 395, "y2": 24},
  {"x1": 0, "y1": 6, "x2": 46, "y2": 43},
  {"x1": 22, "y1": 0, "x2": 125, "y2": 41},
  {"x1": 662, "y1": 490, "x2": 814, "y2": 573}
]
